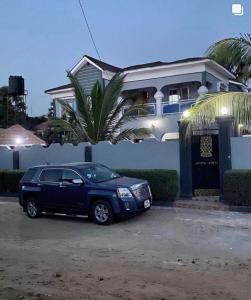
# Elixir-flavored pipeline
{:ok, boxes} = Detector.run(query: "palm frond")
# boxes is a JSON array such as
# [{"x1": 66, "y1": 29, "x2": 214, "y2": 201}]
[
  {"x1": 49, "y1": 118, "x2": 86, "y2": 142},
  {"x1": 207, "y1": 34, "x2": 251, "y2": 82},
  {"x1": 96, "y1": 74, "x2": 125, "y2": 138},
  {"x1": 52, "y1": 99, "x2": 95, "y2": 143},
  {"x1": 106, "y1": 103, "x2": 150, "y2": 139},
  {"x1": 54, "y1": 73, "x2": 151, "y2": 144},
  {"x1": 67, "y1": 72, "x2": 94, "y2": 134},
  {"x1": 110, "y1": 128, "x2": 151, "y2": 144},
  {"x1": 182, "y1": 92, "x2": 251, "y2": 134}
]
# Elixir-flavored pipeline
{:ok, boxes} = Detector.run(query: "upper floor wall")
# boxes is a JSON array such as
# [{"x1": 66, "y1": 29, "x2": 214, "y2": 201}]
[
  {"x1": 75, "y1": 63, "x2": 103, "y2": 95},
  {"x1": 45, "y1": 55, "x2": 242, "y2": 119}
]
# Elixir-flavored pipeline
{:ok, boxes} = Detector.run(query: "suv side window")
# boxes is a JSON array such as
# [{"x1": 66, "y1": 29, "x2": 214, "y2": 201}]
[
  {"x1": 62, "y1": 169, "x2": 82, "y2": 183},
  {"x1": 23, "y1": 168, "x2": 37, "y2": 182},
  {"x1": 40, "y1": 169, "x2": 62, "y2": 183}
]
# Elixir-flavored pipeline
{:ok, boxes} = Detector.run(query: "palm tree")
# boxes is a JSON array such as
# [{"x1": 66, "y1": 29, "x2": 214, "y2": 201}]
[
  {"x1": 181, "y1": 92, "x2": 251, "y2": 134},
  {"x1": 207, "y1": 33, "x2": 251, "y2": 82},
  {"x1": 50, "y1": 73, "x2": 151, "y2": 144}
]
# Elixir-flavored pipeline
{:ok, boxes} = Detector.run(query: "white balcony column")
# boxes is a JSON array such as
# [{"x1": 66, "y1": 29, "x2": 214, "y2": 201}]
[
  {"x1": 154, "y1": 90, "x2": 164, "y2": 117},
  {"x1": 197, "y1": 85, "x2": 208, "y2": 95}
]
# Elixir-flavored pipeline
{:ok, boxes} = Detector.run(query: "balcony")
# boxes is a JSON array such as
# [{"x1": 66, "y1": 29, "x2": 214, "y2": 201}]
[
  {"x1": 122, "y1": 103, "x2": 156, "y2": 116},
  {"x1": 122, "y1": 99, "x2": 196, "y2": 117},
  {"x1": 162, "y1": 99, "x2": 196, "y2": 115}
]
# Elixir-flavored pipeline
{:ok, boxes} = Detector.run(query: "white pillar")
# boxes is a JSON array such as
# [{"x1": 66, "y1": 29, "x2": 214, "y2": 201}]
[
  {"x1": 197, "y1": 85, "x2": 208, "y2": 95},
  {"x1": 154, "y1": 90, "x2": 164, "y2": 117}
]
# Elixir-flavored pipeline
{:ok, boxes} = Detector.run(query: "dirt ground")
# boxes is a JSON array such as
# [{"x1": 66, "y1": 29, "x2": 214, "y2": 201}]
[{"x1": 0, "y1": 197, "x2": 251, "y2": 300}]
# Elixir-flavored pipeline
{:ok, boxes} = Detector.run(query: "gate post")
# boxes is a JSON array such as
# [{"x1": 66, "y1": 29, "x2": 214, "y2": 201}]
[
  {"x1": 178, "y1": 121, "x2": 192, "y2": 198},
  {"x1": 13, "y1": 150, "x2": 20, "y2": 169},
  {"x1": 85, "y1": 145, "x2": 92, "y2": 162},
  {"x1": 215, "y1": 116, "x2": 234, "y2": 198}
]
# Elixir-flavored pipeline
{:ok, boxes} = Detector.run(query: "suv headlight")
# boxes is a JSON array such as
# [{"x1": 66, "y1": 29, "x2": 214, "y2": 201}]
[{"x1": 117, "y1": 187, "x2": 133, "y2": 198}]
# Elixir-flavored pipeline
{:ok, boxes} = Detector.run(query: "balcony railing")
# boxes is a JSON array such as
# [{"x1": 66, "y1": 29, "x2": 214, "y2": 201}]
[
  {"x1": 122, "y1": 103, "x2": 156, "y2": 116},
  {"x1": 121, "y1": 99, "x2": 196, "y2": 117},
  {"x1": 162, "y1": 99, "x2": 196, "y2": 115}
]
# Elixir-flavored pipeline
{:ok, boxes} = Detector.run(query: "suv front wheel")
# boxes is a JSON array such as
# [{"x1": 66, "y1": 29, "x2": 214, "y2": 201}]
[
  {"x1": 92, "y1": 200, "x2": 113, "y2": 225},
  {"x1": 26, "y1": 198, "x2": 41, "y2": 218}
]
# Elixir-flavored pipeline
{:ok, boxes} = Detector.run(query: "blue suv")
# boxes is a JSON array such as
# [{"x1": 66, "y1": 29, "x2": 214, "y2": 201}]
[{"x1": 19, "y1": 163, "x2": 152, "y2": 225}]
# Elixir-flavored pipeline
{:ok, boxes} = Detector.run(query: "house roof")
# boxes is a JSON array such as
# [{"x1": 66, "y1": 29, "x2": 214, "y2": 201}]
[
  {"x1": 45, "y1": 83, "x2": 72, "y2": 93},
  {"x1": 45, "y1": 55, "x2": 235, "y2": 94},
  {"x1": 84, "y1": 55, "x2": 122, "y2": 72},
  {"x1": 122, "y1": 57, "x2": 207, "y2": 71},
  {"x1": 0, "y1": 124, "x2": 46, "y2": 146},
  {"x1": 34, "y1": 121, "x2": 49, "y2": 131}
]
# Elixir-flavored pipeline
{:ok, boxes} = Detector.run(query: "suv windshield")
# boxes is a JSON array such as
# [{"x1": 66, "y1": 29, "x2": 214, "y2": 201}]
[{"x1": 80, "y1": 165, "x2": 120, "y2": 183}]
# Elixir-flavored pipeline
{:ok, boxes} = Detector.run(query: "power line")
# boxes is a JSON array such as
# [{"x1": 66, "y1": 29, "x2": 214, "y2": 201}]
[{"x1": 78, "y1": 0, "x2": 102, "y2": 61}]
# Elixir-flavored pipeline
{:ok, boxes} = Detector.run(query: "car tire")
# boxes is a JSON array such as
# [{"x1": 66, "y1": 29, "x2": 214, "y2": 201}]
[
  {"x1": 92, "y1": 200, "x2": 113, "y2": 225},
  {"x1": 26, "y1": 198, "x2": 41, "y2": 218}
]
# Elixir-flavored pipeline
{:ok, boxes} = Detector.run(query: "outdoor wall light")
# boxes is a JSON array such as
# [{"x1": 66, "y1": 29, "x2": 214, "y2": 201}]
[
  {"x1": 220, "y1": 106, "x2": 229, "y2": 116},
  {"x1": 150, "y1": 120, "x2": 159, "y2": 127},
  {"x1": 182, "y1": 109, "x2": 190, "y2": 118}
]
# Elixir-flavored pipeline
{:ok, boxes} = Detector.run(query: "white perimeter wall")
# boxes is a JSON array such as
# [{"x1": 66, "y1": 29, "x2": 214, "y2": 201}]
[
  {"x1": 0, "y1": 139, "x2": 180, "y2": 172},
  {"x1": 0, "y1": 148, "x2": 13, "y2": 169},
  {"x1": 92, "y1": 139, "x2": 180, "y2": 171},
  {"x1": 231, "y1": 136, "x2": 251, "y2": 169}
]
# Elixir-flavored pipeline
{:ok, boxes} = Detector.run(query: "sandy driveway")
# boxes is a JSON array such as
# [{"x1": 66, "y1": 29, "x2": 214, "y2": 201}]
[{"x1": 0, "y1": 197, "x2": 251, "y2": 299}]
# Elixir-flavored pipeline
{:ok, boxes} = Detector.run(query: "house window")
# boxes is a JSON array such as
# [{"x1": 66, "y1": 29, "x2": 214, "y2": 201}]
[
  {"x1": 181, "y1": 87, "x2": 189, "y2": 100},
  {"x1": 168, "y1": 87, "x2": 189, "y2": 103},
  {"x1": 169, "y1": 89, "x2": 180, "y2": 104}
]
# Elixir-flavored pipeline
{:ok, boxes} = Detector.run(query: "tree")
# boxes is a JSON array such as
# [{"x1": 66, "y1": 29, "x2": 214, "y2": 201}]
[
  {"x1": 0, "y1": 85, "x2": 27, "y2": 128},
  {"x1": 0, "y1": 86, "x2": 15, "y2": 128},
  {"x1": 181, "y1": 92, "x2": 251, "y2": 134},
  {"x1": 50, "y1": 73, "x2": 151, "y2": 144},
  {"x1": 207, "y1": 33, "x2": 251, "y2": 82}
]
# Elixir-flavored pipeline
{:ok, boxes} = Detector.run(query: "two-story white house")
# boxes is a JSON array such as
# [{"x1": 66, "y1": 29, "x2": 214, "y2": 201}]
[{"x1": 45, "y1": 55, "x2": 247, "y2": 140}]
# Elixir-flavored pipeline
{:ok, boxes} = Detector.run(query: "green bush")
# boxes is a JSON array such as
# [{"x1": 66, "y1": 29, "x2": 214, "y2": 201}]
[
  {"x1": 224, "y1": 170, "x2": 251, "y2": 206},
  {"x1": 0, "y1": 170, "x2": 5, "y2": 192},
  {"x1": 116, "y1": 169, "x2": 178, "y2": 201},
  {"x1": 0, "y1": 168, "x2": 179, "y2": 200},
  {"x1": 0, "y1": 170, "x2": 25, "y2": 193}
]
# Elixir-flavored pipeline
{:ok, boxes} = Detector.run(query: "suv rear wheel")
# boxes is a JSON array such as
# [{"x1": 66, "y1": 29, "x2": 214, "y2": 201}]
[
  {"x1": 92, "y1": 200, "x2": 113, "y2": 225},
  {"x1": 26, "y1": 198, "x2": 41, "y2": 218}
]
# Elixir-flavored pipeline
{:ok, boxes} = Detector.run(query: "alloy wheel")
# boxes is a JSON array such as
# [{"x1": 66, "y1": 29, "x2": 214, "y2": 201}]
[{"x1": 94, "y1": 204, "x2": 109, "y2": 223}]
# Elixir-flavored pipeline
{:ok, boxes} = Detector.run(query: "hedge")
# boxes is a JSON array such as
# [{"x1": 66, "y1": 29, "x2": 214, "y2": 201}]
[
  {"x1": 224, "y1": 170, "x2": 251, "y2": 206},
  {"x1": 0, "y1": 168, "x2": 179, "y2": 201},
  {"x1": 116, "y1": 169, "x2": 178, "y2": 201},
  {"x1": 0, "y1": 170, "x2": 25, "y2": 193}
]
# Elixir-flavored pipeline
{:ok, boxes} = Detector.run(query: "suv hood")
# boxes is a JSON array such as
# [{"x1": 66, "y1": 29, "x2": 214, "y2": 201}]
[{"x1": 97, "y1": 176, "x2": 147, "y2": 189}]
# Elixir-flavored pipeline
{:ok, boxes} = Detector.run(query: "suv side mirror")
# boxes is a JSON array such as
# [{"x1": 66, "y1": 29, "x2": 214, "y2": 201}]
[{"x1": 72, "y1": 178, "x2": 84, "y2": 184}]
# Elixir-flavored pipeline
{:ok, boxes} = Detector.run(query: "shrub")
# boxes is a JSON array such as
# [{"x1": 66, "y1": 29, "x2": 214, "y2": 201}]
[
  {"x1": 224, "y1": 170, "x2": 251, "y2": 206},
  {"x1": 0, "y1": 168, "x2": 179, "y2": 200},
  {"x1": 0, "y1": 170, "x2": 6, "y2": 192},
  {"x1": 0, "y1": 170, "x2": 25, "y2": 193},
  {"x1": 116, "y1": 169, "x2": 178, "y2": 201}
]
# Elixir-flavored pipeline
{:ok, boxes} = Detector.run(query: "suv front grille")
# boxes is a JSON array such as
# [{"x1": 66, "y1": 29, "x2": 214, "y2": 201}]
[{"x1": 132, "y1": 184, "x2": 151, "y2": 201}]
